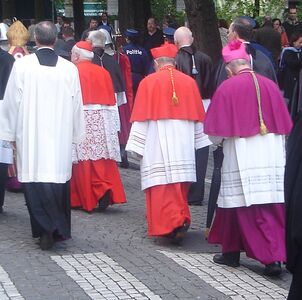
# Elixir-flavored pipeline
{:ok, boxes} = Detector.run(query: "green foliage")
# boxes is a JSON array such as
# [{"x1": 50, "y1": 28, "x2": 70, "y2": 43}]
[
  {"x1": 54, "y1": 0, "x2": 64, "y2": 8},
  {"x1": 214, "y1": 0, "x2": 285, "y2": 24},
  {"x1": 151, "y1": 0, "x2": 186, "y2": 27}
]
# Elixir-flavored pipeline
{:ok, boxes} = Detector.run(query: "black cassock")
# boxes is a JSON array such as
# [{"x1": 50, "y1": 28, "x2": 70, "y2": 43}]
[
  {"x1": 92, "y1": 47, "x2": 125, "y2": 94},
  {"x1": 23, "y1": 49, "x2": 71, "y2": 240},
  {"x1": 176, "y1": 46, "x2": 215, "y2": 207},
  {"x1": 0, "y1": 49, "x2": 15, "y2": 209},
  {"x1": 23, "y1": 182, "x2": 71, "y2": 239},
  {"x1": 285, "y1": 112, "x2": 302, "y2": 299}
]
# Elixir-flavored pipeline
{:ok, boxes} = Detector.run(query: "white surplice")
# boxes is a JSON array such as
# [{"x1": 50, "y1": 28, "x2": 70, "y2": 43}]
[
  {"x1": 0, "y1": 53, "x2": 85, "y2": 183},
  {"x1": 210, "y1": 133, "x2": 286, "y2": 208},
  {"x1": 126, "y1": 120, "x2": 211, "y2": 190}
]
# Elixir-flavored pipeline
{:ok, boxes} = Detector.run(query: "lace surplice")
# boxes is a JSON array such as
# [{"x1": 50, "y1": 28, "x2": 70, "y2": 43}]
[{"x1": 74, "y1": 105, "x2": 121, "y2": 163}]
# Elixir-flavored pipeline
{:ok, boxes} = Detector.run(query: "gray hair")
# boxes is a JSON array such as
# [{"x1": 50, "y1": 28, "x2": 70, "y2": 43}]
[
  {"x1": 87, "y1": 30, "x2": 106, "y2": 48},
  {"x1": 154, "y1": 57, "x2": 175, "y2": 66},
  {"x1": 227, "y1": 58, "x2": 250, "y2": 72},
  {"x1": 34, "y1": 21, "x2": 57, "y2": 46}
]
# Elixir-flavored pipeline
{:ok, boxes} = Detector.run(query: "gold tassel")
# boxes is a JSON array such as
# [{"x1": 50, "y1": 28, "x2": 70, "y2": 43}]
[
  {"x1": 250, "y1": 71, "x2": 268, "y2": 136},
  {"x1": 172, "y1": 91, "x2": 178, "y2": 105},
  {"x1": 260, "y1": 121, "x2": 268, "y2": 135},
  {"x1": 168, "y1": 67, "x2": 179, "y2": 105},
  {"x1": 204, "y1": 228, "x2": 210, "y2": 240}
]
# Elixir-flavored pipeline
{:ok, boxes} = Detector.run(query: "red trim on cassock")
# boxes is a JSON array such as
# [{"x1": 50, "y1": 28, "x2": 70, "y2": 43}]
[
  {"x1": 145, "y1": 183, "x2": 191, "y2": 236},
  {"x1": 116, "y1": 52, "x2": 134, "y2": 111},
  {"x1": 76, "y1": 61, "x2": 116, "y2": 105},
  {"x1": 131, "y1": 68, "x2": 205, "y2": 122},
  {"x1": 71, "y1": 159, "x2": 126, "y2": 212}
]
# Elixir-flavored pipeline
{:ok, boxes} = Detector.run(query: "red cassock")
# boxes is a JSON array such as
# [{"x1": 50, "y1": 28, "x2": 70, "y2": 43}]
[
  {"x1": 131, "y1": 67, "x2": 205, "y2": 236},
  {"x1": 71, "y1": 61, "x2": 126, "y2": 212},
  {"x1": 115, "y1": 52, "x2": 133, "y2": 145}
]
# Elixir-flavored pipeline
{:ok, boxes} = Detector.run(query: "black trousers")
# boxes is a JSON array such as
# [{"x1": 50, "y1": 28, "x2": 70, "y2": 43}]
[
  {"x1": 188, "y1": 146, "x2": 209, "y2": 204},
  {"x1": 288, "y1": 272, "x2": 302, "y2": 299},
  {"x1": 0, "y1": 163, "x2": 8, "y2": 208},
  {"x1": 206, "y1": 146, "x2": 224, "y2": 228},
  {"x1": 23, "y1": 182, "x2": 71, "y2": 239}
]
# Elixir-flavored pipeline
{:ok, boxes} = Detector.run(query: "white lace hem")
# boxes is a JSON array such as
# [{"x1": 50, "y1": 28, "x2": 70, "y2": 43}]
[{"x1": 73, "y1": 107, "x2": 121, "y2": 162}]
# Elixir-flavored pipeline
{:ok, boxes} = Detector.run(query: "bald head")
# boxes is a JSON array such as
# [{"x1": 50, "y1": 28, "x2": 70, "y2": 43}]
[{"x1": 174, "y1": 26, "x2": 193, "y2": 49}]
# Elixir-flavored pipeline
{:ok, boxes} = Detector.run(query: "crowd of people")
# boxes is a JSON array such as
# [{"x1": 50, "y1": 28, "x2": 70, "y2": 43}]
[{"x1": 0, "y1": 6, "x2": 301, "y2": 299}]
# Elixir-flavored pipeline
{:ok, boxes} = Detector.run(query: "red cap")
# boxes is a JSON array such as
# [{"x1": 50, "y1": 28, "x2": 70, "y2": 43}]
[
  {"x1": 75, "y1": 41, "x2": 92, "y2": 51},
  {"x1": 151, "y1": 43, "x2": 178, "y2": 59}
]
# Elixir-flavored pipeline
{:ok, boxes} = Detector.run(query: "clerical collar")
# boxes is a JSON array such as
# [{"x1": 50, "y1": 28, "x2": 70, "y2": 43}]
[{"x1": 36, "y1": 48, "x2": 58, "y2": 67}]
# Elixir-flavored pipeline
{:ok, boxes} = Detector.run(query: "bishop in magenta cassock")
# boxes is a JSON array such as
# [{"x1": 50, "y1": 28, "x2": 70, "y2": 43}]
[
  {"x1": 204, "y1": 40, "x2": 293, "y2": 276},
  {"x1": 70, "y1": 41, "x2": 126, "y2": 212},
  {"x1": 126, "y1": 43, "x2": 211, "y2": 243}
]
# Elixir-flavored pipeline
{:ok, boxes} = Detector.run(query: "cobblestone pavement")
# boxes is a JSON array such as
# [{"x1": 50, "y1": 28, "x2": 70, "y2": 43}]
[{"x1": 0, "y1": 154, "x2": 292, "y2": 300}]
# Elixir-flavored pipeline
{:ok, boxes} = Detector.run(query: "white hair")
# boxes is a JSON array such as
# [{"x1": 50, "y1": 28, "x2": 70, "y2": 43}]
[
  {"x1": 71, "y1": 45, "x2": 93, "y2": 62},
  {"x1": 88, "y1": 30, "x2": 106, "y2": 48}
]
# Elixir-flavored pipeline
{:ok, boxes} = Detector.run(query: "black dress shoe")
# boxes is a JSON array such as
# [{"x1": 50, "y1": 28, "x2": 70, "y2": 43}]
[
  {"x1": 264, "y1": 262, "x2": 282, "y2": 276},
  {"x1": 39, "y1": 233, "x2": 54, "y2": 250},
  {"x1": 98, "y1": 191, "x2": 110, "y2": 211},
  {"x1": 171, "y1": 221, "x2": 190, "y2": 245},
  {"x1": 188, "y1": 202, "x2": 203, "y2": 206},
  {"x1": 213, "y1": 252, "x2": 240, "y2": 267}
]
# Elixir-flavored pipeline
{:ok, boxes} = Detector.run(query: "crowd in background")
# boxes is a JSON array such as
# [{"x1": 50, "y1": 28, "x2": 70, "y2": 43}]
[{"x1": 0, "y1": 5, "x2": 302, "y2": 299}]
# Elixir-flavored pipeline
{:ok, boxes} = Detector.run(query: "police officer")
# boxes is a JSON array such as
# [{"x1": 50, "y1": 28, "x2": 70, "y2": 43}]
[
  {"x1": 163, "y1": 27, "x2": 176, "y2": 45},
  {"x1": 123, "y1": 29, "x2": 150, "y2": 97}
]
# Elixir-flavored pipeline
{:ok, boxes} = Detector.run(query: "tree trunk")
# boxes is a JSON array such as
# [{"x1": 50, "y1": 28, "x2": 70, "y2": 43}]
[
  {"x1": 254, "y1": 0, "x2": 260, "y2": 18},
  {"x1": 35, "y1": 0, "x2": 45, "y2": 20},
  {"x1": 118, "y1": 0, "x2": 151, "y2": 42},
  {"x1": 184, "y1": 0, "x2": 222, "y2": 64},
  {"x1": 1, "y1": 0, "x2": 16, "y2": 19},
  {"x1": 73, "y1": 0, "x2": 84, "y2": 39}
]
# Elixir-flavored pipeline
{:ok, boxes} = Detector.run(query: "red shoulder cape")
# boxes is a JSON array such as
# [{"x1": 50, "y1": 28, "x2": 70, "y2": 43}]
[
  {"x1": 76, "y1": 61, "x2": 116, "y2": 105},
  {"x1": 130, "y1": 67, "x2": 205, "y2": 122}
]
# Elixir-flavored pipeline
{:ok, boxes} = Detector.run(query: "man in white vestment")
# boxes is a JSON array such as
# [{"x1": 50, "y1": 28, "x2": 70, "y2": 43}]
[{"x1": 0, "y1": 21, "x2": 85, "y2": 250}]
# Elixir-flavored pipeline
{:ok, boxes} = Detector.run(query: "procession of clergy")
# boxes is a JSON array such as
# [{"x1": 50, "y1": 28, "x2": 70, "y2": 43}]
[{"x1": 0, "y1": 18, "x2": 301, "y2": 297}]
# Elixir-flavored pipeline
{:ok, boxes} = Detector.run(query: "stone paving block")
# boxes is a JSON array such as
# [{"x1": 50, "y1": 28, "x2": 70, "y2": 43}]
[{"x1": 0, "y1": 157, "x2": 291, "y2": 299}]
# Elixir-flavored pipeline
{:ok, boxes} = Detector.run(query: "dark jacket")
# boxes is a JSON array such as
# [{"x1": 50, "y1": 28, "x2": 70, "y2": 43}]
[
  {"x1": 253, "y1": 24, "x2": 281, "y2": 66},
  {"x1": 176, "y1": 46, "x2": 214, "y2": 99},
  {"x1": 143, "y1": 29, "x2": 164, "y2": 58},
  {"x1": 0, "y1": 49, "x2": 15, "y2": 99},
  {"x1": 283, "y1": 20, "x2": 302, "y2": 40},
  {"x1": 285, "y1": 111, "x2": 302, "y2": 275},
  {"x1": 92, "y1": 47, "x2": 125, "y2": 93},
  {"x1": 283, "y1": 49, "x2": 302, "y2": 99},
  {"x1": 214, "y1": 43, "x2": 277, "y2": 90}
]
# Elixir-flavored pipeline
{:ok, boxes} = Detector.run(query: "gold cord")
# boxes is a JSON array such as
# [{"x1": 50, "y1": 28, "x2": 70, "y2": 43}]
[
  {"x1": 250, "y1": 71, "x2": 268, "y2": 135},
  {"x1": 168, "y1": 67, "x2": 178, "y2": 105}
]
